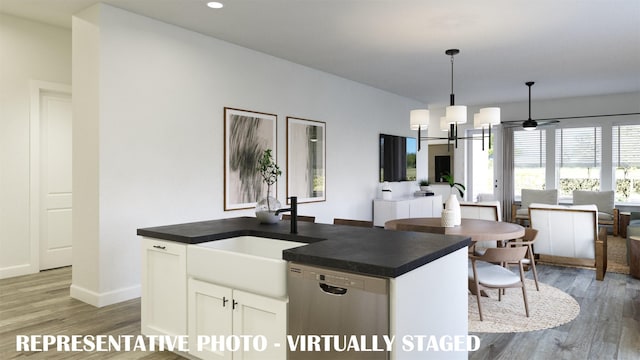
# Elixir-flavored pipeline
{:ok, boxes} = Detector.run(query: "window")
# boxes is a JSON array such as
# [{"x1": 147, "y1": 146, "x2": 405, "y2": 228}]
[
  {"x1": 513, "y1": 129, "x2": 546, "y2": 198},
  {"x1": 613, "y1": 124, "x2": 640, "y2": 202},
  {"x1": 555, "y1": 127, "x2": 601, "y2": 199}
]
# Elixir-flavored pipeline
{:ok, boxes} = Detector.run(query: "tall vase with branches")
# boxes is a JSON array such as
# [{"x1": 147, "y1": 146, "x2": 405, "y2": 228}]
[{"x1": 256, "y1": 149, "x2": 283, "y2": 223}]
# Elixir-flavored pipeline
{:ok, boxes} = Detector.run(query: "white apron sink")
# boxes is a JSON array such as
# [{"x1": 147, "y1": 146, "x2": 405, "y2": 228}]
[{"x1": 187, "y1": 236, "x2": 306, "y2": 298}]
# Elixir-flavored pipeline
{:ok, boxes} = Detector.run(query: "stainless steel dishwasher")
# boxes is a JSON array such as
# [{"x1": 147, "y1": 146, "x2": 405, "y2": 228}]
[{"x1": 287, "y1": 262, "x2": 389, "y2": 360}]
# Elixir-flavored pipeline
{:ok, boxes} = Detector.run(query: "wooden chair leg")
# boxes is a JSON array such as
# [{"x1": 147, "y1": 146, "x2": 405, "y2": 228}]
[
  {"x1": 521, "y1": 286, "x2": 530, "y2": 317},
  {"x1": 596, "y1": 227, "x2": 608, "y2": 281},
  {"x1": 473, "y1": 276, "x2": 484, "y2": 321},
  {"x1": 520, "y1": 263, "x2": 530, "y2": 317},
  {"x1": 475, "y1": 291, "x2": 483, "y2": 321},
  {"x1": 528, "y1": 245, "x2": 540, "y2": 291}
]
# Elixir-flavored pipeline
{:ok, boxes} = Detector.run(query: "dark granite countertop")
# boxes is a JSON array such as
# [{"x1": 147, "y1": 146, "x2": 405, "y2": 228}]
[{"x1": 137, "y1": 217, "x2": 471, "y2": 278}]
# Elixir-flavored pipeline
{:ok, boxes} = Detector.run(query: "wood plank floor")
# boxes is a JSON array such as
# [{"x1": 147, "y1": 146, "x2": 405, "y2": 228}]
[
  {"x1": 1, "y1": 265, "x2": 638, "y2": 359},
  {"x1": 470, "y1": 264, "x2": 640, "y2": 360},
  {"x1": 0, "y1": 267, "x2": 182, "y2": 360}
]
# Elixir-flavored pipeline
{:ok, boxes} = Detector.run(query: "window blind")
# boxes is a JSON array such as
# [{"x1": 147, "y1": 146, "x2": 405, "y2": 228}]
[
  {"x1": 613, "y1": 124, "x2": 640, "y2": 167},
  {"x1": 555, "y1": 127, "x2": 601, "y2": 167},
  {"x1": 514, "y1": 130, "x2": 545, "y2": 168}
]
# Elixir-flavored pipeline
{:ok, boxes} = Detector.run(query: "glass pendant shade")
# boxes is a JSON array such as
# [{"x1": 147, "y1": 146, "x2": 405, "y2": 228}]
[
  {"x1": 410, "y1": 109, "x2": 429, "y2": 130},
  {"x1": 446, "y1": 105, "x2": 467, "y2": 124}
]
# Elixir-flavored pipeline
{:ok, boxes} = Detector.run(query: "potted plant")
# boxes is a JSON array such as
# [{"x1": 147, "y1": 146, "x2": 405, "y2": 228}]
[
  {"x1": 441, "y1": 172, "x2": 465, "y2": 226},
  {"x1": 441, "y1": 172, "x2": 465, "y2": 198},
  {"x1": 418, "y1": 179, "x2": 431, "y2": 191},
  {"x1": 255, "y1": 149, "x2": 283, "y2": 223}
]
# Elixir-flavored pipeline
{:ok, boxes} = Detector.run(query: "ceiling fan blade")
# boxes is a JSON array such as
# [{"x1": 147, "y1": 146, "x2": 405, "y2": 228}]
[
  {"x1": 537, "y1": 119, "x2": 560, "y2": 125},
  {"x1": 500, "y1": 119, "x2": 559, "y2": 129}
]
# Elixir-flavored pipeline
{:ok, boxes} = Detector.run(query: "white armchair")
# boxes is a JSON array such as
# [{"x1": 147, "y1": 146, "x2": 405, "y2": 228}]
[
  {"x1": 461, "y1": 201, "x2": 502, "y2": 253},
  {"x1": 529, "y1": 203, "x2": 607, "y2": 280},
  {"x1": 511, "y1": 189, "x2": 558, "y2": 225},
  {"x1": 460, "y1": 201, "x2": 502, "y2": 222},
  {"x1": 572, "y1": 190, "x2": 619, "y2": 236}
]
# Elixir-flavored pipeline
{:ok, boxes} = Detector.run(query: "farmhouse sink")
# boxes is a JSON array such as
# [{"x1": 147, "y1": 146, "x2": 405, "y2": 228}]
[{"x1": 187, "y1": 236, "x2": 306, "y2": 298}]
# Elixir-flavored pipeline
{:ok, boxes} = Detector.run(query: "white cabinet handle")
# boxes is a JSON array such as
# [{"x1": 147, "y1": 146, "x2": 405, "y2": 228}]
[{"x1": 152, "y1": 245, "x2": 166, "y2": 250}]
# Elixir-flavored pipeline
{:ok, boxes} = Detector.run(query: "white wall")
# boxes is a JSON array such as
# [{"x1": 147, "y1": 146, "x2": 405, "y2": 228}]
[
  {"x1": 0, "y1": 14, "x2": 71, "y2": 278},
  {"x1": 70, "y1": 6, "x2": 102, "y2": 304},
  {"x1": 71, "y1": 4, "x2": 423, "y2": 306}
]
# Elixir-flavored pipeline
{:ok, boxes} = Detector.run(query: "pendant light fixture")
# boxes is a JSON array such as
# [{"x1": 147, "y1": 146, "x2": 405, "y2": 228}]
[
  {"x1": 410, "y1": 48, "x2": 500, "y2": 151},
  {"x1": 522, "y1": 81, "x2": 538, "y2": 130},
  {"x1": 444, "y1": 49, "x2": 467, "y2": 147}
]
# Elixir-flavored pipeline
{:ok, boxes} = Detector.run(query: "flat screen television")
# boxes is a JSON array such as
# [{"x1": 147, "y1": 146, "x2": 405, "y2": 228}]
[{"x1": 379, "y1": 133, "x2": 417, "y2": 182}]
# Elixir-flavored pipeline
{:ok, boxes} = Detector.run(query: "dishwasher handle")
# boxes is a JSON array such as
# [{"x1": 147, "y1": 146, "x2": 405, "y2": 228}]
[{"x1": 319, "y1": 282, "x2": 347, "y2": 295}]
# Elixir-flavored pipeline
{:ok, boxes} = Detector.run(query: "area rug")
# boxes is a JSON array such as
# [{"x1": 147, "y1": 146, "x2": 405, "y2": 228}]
[
  {"x1": 468, "y1": 279, "x2": 580, "y2": 333},
  {"x1": 607, "y1": 235, "x2": 630, "y2": 275}
]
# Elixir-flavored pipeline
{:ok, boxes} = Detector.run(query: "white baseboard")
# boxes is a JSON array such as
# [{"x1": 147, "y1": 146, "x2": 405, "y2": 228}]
[
  {"x1": 0, "y1": 263, "x2": 38, "y2": 279},
  {"x1": 70, "y1": 283, "x2": 141, "y2": 307}
]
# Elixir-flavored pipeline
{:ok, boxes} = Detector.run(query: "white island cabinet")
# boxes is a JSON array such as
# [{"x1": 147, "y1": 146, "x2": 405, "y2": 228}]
[
  {"x1": 187, "y1": 278, "x2": 287, "y2": 360},
  {"x1": 141, "y1": 238, "x2": 187, "y2": 337},
  {"x1": 373, "y1": 195, "x2": 442, "y2": 227},
  {"x1": 138, "y1": 217, "x2": 470, "y2": 360}
]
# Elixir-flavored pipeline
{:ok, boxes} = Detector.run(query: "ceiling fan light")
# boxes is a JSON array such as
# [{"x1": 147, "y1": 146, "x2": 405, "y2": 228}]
[
  {"x1": 410, "y1": 109, "x2": 429, "y2": 130},
  {"x1": 523, "y1": 119, "x2": 537, "y2": 130},
  {"x1": 479, "y1": 107, "x2": 501, "y2": 126},
  {"x1": 446, "y1": 105, "x2": 467, "y2": 124},
  {"x1": 207, "y1": 1, "x2": 224, "y2": 9}
]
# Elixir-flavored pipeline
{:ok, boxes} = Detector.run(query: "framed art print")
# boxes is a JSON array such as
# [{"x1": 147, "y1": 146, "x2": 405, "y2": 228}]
[
  {"x1": 286, "y1": 117, "x2": 326, "y2": 204},
  {"x1": 224, "y1": 107, "x2": 277, "y2": 210}
]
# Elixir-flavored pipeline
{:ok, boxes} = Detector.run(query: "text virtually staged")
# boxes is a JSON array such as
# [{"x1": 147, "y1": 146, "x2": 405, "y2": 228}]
[{"x1": 16, "y1": 333, "x2": 481, "y2": 353}]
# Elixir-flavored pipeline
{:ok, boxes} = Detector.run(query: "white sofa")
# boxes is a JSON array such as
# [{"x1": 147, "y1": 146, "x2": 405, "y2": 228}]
[{"x1": 528, "y1": 203, "x2": 607, "y2": 280}]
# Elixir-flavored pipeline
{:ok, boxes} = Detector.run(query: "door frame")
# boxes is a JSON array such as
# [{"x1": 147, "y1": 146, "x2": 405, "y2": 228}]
[
  {"x1": 465, "y1": 127, "x2": 503, "y2": 202},
  {"x1": 29, "y1": 80, "x2": 72, "y2": 273}
]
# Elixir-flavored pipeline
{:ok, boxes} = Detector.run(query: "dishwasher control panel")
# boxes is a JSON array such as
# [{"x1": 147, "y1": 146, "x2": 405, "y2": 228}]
[{"x1": 288, "y1": 263, "x2": 388, "y2": 294}]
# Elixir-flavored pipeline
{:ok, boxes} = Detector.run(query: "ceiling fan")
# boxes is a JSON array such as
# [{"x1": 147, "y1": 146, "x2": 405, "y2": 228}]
[{"x1": 502, "y1": 81, "x2": 559, "y2": 130}]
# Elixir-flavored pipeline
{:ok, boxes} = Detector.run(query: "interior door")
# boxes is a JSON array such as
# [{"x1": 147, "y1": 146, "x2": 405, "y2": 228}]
[{"x1": 39, "y1": 91, "x2": 72, "y2": 270}]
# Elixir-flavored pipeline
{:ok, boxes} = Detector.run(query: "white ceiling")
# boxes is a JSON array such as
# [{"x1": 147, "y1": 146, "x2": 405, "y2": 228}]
[{"x1": 2, "y1": 0, "x2": 639, "y2": 108}]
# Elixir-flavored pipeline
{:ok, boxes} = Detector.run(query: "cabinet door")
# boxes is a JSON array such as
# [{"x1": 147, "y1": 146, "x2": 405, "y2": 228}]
[
  {"x1": 188, "y1": 279, "x2": 233, "y2": 360},
  {"x1": 374, "y1": 200, "x2": 410, "y2": 226},
  {"x1": 409, "y1": 198, "x2": 428, "y2": 218},
  {"x1": 232, "y1": 290, "x2": 287, "y2": 360},
  {"x1": 409, "y1": 196, "x2": 442, "y2": 218},
  {"x1": 141, "y1": 238, "x2": 186, "y2": 337}
]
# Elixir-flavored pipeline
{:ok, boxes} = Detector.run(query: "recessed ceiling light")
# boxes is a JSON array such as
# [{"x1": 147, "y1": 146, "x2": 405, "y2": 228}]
[{"x1": 207, "y1": 2, "x2": 223, "y2": 9}]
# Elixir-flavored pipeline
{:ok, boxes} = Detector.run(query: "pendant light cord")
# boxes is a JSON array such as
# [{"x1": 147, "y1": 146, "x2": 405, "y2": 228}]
[
  {"x1": 528, "y1": 84, "x2": 532, "y2": 120},
  {"x1": 450, "y1": 53, "x2": 455, "y2": 106}
]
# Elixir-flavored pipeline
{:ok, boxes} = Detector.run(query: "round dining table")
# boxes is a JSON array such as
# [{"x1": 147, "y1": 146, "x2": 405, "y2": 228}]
[
  {"x1": 384, "y1": 217, "x2": 525, "y2": 243},
  {"x1": 386, "y1": 217, "x2": 526, "y2": 297}
]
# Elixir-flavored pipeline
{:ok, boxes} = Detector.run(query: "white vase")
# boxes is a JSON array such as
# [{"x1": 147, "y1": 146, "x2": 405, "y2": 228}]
[
  {"x1": 445, "y1": 194, "x2": 461, "y2": 226},
  {"x1": 441, "y1": 209, "x2": 455, "y2": 227}
]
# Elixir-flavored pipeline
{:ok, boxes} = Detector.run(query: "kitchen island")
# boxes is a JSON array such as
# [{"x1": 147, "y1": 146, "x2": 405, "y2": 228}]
[{"x1": 137, "y1": 217, "x2": 471, "y2": 360}]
